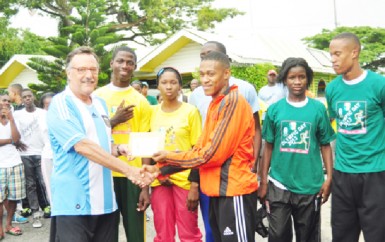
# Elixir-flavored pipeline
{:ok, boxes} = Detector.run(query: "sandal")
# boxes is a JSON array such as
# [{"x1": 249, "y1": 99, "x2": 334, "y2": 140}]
[{"x1": 5, "y1": 226, "x2": 22, "y2": 236}]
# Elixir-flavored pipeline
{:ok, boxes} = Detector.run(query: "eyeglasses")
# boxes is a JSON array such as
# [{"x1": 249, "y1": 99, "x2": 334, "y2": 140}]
[{"x1": 71, "y1": 67, "x2": 99, "y2": 75}]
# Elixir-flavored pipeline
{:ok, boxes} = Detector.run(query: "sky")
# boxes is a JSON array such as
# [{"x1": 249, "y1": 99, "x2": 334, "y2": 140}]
[{"x1": 9, "y1": 0, "x2": 385, "y2": 41}]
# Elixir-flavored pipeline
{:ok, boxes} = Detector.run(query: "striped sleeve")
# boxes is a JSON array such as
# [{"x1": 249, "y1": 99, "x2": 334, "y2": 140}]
[{"x1": 165, "y1": 91, "x2": 253, "y2": 168}]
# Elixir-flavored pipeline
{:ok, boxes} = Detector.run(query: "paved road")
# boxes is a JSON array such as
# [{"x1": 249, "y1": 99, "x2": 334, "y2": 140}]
[{"x1": 3, "y1": 199, "x2": 363, "y2": 241}]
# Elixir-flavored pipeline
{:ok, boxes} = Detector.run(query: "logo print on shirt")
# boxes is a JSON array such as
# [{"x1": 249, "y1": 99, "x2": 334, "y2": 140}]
[
  {"x1": 336, "y1": 101, "x2": 367, "y2": 134},
  {"x1": 223, "y1": 226, "x2": 234, "y2": 236},
  {"x1": 280, "y1": 121, "x2": 311, "y2": 154}
]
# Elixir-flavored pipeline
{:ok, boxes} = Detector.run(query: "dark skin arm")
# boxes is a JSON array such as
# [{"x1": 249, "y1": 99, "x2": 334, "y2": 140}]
[
  {"x1": 0, "y1": 107, "x2": 21, "y2": 146},
  {"x1": 318, "y1": 144, "x2": 333, "y2": 204},
  {"x1": 186, "y1": 181, "x2": 199, "y2": 211},
  {"x1": 257, "y1": 141, "x2": 273, "y2": 204},
  {"x1": 137, "y1": 158, "x2": 151, "y2": 211},
  {"x1": 252, "y1": 112, "x2": 262, "y2": 174}
]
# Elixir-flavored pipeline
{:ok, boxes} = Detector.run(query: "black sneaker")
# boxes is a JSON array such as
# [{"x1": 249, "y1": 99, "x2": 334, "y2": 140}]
[
  {"x1": 43, "y1": 206, "x2": 51, "y2": 218},
  {"x1": 20, "y1": 208, "x2": 32, "y2": 217}
]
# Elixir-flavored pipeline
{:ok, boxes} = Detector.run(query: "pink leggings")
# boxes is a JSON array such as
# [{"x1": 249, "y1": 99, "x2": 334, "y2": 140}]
[{"x1": 151, "y1": 185, "x2": 202, "y2": 242}]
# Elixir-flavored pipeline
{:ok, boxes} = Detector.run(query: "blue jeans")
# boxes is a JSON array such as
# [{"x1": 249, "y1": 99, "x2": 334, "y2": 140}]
[{"x1": 21, "y1": 155, "x2": 49, "y2": 213}]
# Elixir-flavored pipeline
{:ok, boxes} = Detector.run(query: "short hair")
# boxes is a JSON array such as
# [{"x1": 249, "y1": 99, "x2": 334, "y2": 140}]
[
  {"x1": 39, "y1": 92, "x2": 55, "y2": 108},
  {"x1": 66, "y1": 46, "x2": 99, "y2": 69},
  {"x1": 277, "y1": 57, "x2": 314, "y2": 88},
  {"x1": 131, "y1": 80, "x2": 142, "y2": 86},
  {"x1": 21, "y1": 88, "x2": 33, "y2": 94},
  {"x1": 156, "y1": 67, "x2": 183, "y2": 86},
  {"x1": 204, "y1": 41, "x2": 227, "y2": 54},
  {"x1": 9, "y1": 83, "x2": 23, "y2": 95},
  {"x1": 111, "y1": 46, "x2": 137, "y2": 62},
  {"x1": 332, "y1": 32, "x2": 361, "y2": 53},
  {"x1": 201, "y1": 51, "x2": 230, "y2": 69}
]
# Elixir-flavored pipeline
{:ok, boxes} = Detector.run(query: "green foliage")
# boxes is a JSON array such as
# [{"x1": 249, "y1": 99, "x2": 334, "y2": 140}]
[
  {"x1": 2, "y1": 0, "x2": 241, "y2": 93},
  {"x1": 303, "y1": 26, "x2": 385, "y2": 72},
  {"x1": 0, "y1": 17, "x2": 49, "y2": 67},
  {"x1": 231, "y1": 63, "x2": 277, "y2": 91},
  {"x1": 26, "y1": 0, "x2": 124, "y2": 94},
  {"x1": 3, "y1": 0, "x2": 242, "y2": 45}
]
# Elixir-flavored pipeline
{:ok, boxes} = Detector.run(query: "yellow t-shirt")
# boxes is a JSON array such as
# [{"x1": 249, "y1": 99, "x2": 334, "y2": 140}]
[
  {"x1": 150, "y1": 102, "x2": 202, "y2": 190},
  {"x1": 94, "y1": 84, "x2": 152, "y2": 177}
]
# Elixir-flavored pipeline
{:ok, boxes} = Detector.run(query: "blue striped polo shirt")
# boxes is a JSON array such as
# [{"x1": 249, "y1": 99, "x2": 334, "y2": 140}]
[{"x1": 47, "y1": 86, "x2": 117, "y2": 216}]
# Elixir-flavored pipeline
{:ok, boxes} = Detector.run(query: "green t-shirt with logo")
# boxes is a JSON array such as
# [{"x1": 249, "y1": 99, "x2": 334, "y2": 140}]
[
  {"x1": 263, "y1": 98, "x2": 335, "y2": 194},
  {"x1": 326, "y1": 70, "x2": 385, "y2": 173}
]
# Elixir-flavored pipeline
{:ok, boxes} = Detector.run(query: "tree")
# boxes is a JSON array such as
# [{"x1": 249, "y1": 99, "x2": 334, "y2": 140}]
[
  {"x1": 28, "y1": 0, "x2": 124, "y2": 94},
  {"x1": 3, "y1": 0, "x2": 242, "y2": 94},
  {"x1": 231, "y1": 63, "x2": 277, "y2": 91},
  {"x1": 303, "y1": 26, "x2": 385, "y2": 72},
  {"x1": 4, "y1": 0, "x2": 242, "y2": 45},
  {"x1": 0, "y1": 17, "x2": 50, "y2": 68}
]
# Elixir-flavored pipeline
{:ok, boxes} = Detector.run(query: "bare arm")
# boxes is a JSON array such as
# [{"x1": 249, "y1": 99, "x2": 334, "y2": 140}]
[
  {"x1": 8, "y1": 111, "x2": 21, "y2": 143},
  {"x1": 0, "y1": 108, "x2": 20, "y2": 146},
  {"x1": 257, "y1": 141, "x2": 273, "y2": 203},
  {"x1": 252, "y1": 112, "x2": 262, "y2": 174},
  {"x1": 137, "y1": 158, "x2": 151, "y2": 211},
  {"x1": 319, "y1": 144, "x2": 333, "y2": 204}
]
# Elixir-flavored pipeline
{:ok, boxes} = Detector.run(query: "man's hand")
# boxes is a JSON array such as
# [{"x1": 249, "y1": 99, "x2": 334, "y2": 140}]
[
  {"x1": 125, "y1": 166, "x2": 155, "y2": 188},
  {"x1": 110, "y1": 100, "x2": 135, "y2": 128},
  {"x1": 137, "y1": 187, "x2": 150, "y2": 211},
  {"x1": 257, "y1": 183, "x2": 268, "y2": 204},
  {"x1": 14, "y1": 141, "x2": 28, "y2": 152},
  {"x1": 186, "y1": 182, "x2": 199, "y2": 211},
  {"x1": 152, "y1": 151, "x2": 168, "y2": 163},
  {"x1": 3, "y1": 106, "x2": 14, "y2": 121},
  {"x1": 116, "y1": 144, "x2": 135, "y2": 161},
  {"x1": 141, "y1": 164, "x2": 160, "y2": 176},
  {"x1": 318, "y1": 179, "x2": 331, "y2": 204}
]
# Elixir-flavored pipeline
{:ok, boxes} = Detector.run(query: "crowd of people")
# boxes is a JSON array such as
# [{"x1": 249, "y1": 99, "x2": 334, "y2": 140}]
[{"x1": 0, "y1": 31, "x2": 384, "y2": 242}]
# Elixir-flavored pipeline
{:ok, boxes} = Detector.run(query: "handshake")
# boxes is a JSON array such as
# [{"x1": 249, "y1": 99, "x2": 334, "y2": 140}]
[{"x1": 119, "y1": 147, "x2": 169, "y2": 188}]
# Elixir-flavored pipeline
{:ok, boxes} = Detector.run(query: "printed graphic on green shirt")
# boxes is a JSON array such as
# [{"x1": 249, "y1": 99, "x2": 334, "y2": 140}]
[
  {"x1": 336, "y1": 101, "x2": 367, "y2": 134},
  {"x1": 280, "y1": 121, "x2": 311, "y2": 154}
]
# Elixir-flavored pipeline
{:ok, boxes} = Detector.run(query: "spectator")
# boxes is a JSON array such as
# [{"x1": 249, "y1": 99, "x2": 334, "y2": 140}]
[
  {"x1": 13, "y1": 89, "x2": 50, "y2": 228},
  {"x1": 258, "y1": 57, "x2": 334, "y2": 241},
  {"x1": 131, "y1": 80, "x2": 142, "y2": 93},
  {"x1": 39, "y1": 92, "x2": 55, "y2": 202},
  {"x1": 189, "y1": 79, "x2": 200, "y2": 92},
  {"x1": 94, "y1": 46, "x2": 152, "y2": 242},
  {"x1": 7, "y1": 84, "x2": 24, "y2": 111},
  {"x1": 258, "y1": 69, "x2": 286, "y2": 107},
  {"x1": 0, "y1": 96, "x2": 26, "y2": 238},
  {"x1": 141, "y1": 81, "x2": 158, "y2": 105},
  {"x1": 185, "y1": 79, "x2": 200, "y2": 101},
  {"x1": 327, "y1": 32, "x2": 385, "y2": 242}
]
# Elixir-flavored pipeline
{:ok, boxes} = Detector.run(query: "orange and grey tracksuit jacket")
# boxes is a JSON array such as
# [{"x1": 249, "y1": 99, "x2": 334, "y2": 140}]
[{"x1": 162, "y1": 85, "x2": 258, "y2": 197}]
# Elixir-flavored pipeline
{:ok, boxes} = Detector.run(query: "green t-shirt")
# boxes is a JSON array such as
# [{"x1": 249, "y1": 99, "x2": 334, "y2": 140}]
[
  {"x1": 326, "y1": 70, "x2": 385, "y2": 173},
  {"x1": 263, "y1": 98, "x2": 335, "y2": 194},
  {"x1": 146, "y1": 95, "x2": 158, "y2": 105}
]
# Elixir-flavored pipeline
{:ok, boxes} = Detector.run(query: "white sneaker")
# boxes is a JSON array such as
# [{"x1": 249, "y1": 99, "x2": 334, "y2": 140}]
[{"x1": 32, "y1": 213, "x2": 42, "y2": 228}]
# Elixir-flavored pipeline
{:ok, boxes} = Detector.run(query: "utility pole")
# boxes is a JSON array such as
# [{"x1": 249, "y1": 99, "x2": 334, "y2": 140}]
[{"x1": 333, "y1": 0, "x2": 338, "y2": 28}]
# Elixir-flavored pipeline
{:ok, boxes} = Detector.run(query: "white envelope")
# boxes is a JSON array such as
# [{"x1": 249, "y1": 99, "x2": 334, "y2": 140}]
[{"x1": 128, "y1": 132, "x2": 165, "y2": 157}]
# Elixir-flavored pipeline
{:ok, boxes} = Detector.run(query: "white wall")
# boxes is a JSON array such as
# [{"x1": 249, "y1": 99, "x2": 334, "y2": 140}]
[{"x1": 10, "y1": 68, "x2": 43, "y2": 88}]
